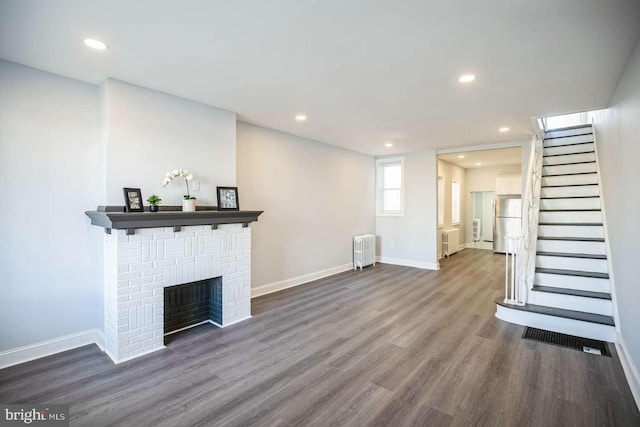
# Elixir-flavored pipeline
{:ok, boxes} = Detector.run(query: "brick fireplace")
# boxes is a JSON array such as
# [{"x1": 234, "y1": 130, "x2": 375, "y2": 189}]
[{"x1": 86, "y1": 208, "x2": 262, "y2": 363}]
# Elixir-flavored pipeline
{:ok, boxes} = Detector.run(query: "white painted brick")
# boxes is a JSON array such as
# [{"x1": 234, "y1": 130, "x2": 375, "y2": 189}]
[
  {"x1": 118, "y1": 255, "x2": 142, "y2": 265},
  {"x1": 141, "y1": 268, "x2": 164, "y2": 277},
  {"x1": 128, "y1": 276, "x2": 154, "y2": 286},
  {"x1": 129, "y1": 262, "x2": 154, "y2": 272},
  {"x1": 154, "y1": 259, "x2": 176, "y2": 267},
  {"x1": 118, "y1": 265, "x2": 129, "y2": 273},
  {"x1": 154, "y1": 232, "x2": 176, "y2": 240},
  {"x1": 153, "y1": 275, "x2": 165, "y2": 283},
  {"x1": 122, "y1": 300, "x2": 142, "y2": 310}
]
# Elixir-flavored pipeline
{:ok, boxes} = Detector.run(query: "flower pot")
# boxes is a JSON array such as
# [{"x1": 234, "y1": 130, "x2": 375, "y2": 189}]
[
  {"x1": 182, "y1": 199, "x2": 196, "y2": 212},
  {"x1": 149, "y1": 205, "x2": 159, "y2": 212}
]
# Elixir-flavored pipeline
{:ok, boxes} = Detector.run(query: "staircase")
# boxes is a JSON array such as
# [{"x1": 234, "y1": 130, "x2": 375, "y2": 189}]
[{"x1": 495, "y1": 124, "x2": 616, "y2": 342}]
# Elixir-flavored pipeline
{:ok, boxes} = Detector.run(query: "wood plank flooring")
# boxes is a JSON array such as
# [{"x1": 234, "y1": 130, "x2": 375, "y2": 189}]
[{"x1": 1, "y1": 249, "x2": 638, "y2": 426}]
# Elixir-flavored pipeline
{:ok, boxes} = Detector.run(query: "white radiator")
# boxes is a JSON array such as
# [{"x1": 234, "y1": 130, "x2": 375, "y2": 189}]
[
  {"x1": 442, "y1": 228, "x2": 460, "y2": 258},
  {"x1": 353, "y1": 234, "x2": 376, "y2": 270}
]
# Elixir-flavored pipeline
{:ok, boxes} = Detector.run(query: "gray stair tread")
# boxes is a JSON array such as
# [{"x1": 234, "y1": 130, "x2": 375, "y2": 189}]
[
  {"x1": 537, "y1": 236, "x2": 604, "y2": 242},
  {"x1": 541, "y1": 184, "x2": 598, "y2": 188},
  {"x1": 544, "y1": 132, "x2": 593, "y2": 140},
  {"x1": 536, "y1": 251, "x2": 606, "y2": 260},
  {"x1": 543, "y1": 151, "x2": 595, "y2": 158},
  {"x1": 538, "y1": 222, "x2": 603, "y2": 226},
  {"x1": 543, "y1": 161, "x2": 596, "y2": 167},
  {"x1": 540, "y1": 196, "x2": 599, "y2": 200},
  {"x1": 539, "y1": 209, "x2": 600, "y2": 212},
  {"x1": 494, "y1": 297, "x2": 614, "y2": 325},
  {"x1": 532, "y1": 285, "x2": 611, "y2": 300},
  {"x1": 542, "y1": 172, "x2": 597, "y2": 177},
  {"x1": 543, "y1": 142, "x2": 594, "y2": 149},
  {"x1": 535, "y1": 267, "x2": 609, "y2": 279}
]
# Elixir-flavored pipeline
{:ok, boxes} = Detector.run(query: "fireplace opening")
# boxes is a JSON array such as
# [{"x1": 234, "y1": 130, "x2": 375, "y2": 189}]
[{"x1": 164, "y1": 277, "x2": 223, "y2": 338}]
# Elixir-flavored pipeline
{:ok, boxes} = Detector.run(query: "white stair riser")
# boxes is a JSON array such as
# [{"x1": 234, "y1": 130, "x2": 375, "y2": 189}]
[
  {"x1": 543, "y1": 152, "x2": 596, "y2": 165},
  {"x1": 544, "y1": 142, "x2": 595, "y2": 157},
  {"x1": 542, "y1": 162, "x2": 597, "y2": 176},
  {"x1": 540, "y1": 198, "x2": 600, "y2": 210},
  {"x1": 539, "y1": 210, "x2": 602, "y2": 224},
  {"x1": 495, "y1": 305, "x2": 615, "y2": 342},
  {"x1": 529, "y1": 291, "x2": 612, "y2": 316},
  {"x1": 535, "y1": 272, "x2": 610, "y2": 293},
  {"x1": 544, "y1": 134, "x2": 594, "y2": 147},
  {"x1": 538, "y1": 224, "x2": 604, "y2": 239},
  {"x1": 537, "y1": 239, "x2": 605, "y2": 255},
  {"x1": 545, "y1": 126, "x2": 593, "y2": 139},
  {"x1": 540, "y1": 185, "x2": 598, "y2": 198},
  {"x1": 536, "y1": 255, "x2": 608, "y2": 274},
  {"x1": 542, "y1": 173, "x2": 598, "y2": 187}
]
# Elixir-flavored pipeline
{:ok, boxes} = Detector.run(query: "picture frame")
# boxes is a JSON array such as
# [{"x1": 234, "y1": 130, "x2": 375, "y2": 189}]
[
  {"x1": 123, "y1": 187, "x2": 144, "y2": 212},
  {"x1": 217, "y1": 186, "x2": 240, "y2": 211}
]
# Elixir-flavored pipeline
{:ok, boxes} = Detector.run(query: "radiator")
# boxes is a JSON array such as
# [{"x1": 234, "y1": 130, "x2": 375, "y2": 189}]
[
  {"x1": 442, "y1": 228, "x2": 460, "y2": 258},
  {"x1": 353, "y1": 234, "x2": 376, "y2": 270}
]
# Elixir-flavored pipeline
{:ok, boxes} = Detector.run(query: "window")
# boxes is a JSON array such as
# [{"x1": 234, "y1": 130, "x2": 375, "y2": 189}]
[
  {"x1": 438, "y1": 176, "x2": 444, "y2": 226},
  {"x1": 451, "y1": 180, "x2": 460, "y2": 224},
  {"x1": 376, "y1": 157, "x2": 404, "y2": 216}
]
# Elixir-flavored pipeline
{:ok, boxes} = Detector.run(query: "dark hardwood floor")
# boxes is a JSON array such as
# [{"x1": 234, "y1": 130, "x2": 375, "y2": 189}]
[{"x1": 1, "y1": 249, "x2": 638, "y2": 426}]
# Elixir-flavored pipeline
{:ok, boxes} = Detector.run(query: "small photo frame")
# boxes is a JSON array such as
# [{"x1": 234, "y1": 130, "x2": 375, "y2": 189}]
[
  {"x1": 217, "y1": 186, "x2": 239, "y2": 211},
  {"x1": 123, "y1": 187, "x2": 144, "y2": 212}
]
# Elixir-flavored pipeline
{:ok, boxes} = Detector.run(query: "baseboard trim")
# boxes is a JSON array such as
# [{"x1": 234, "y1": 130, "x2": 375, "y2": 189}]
[
  {"x1": 0, "y1": 329, "x2": 105, "y2": 370},
  {"x1": 376, "y1": 256, "x2": 439, "y2": 270},
  {"x1": 616, "y1": 333, "x2": 640, "y2": 412},
  {"x1": 108, "y1": 345, "x2": 165, "y2": 365},
  {"x1": 251, "y1": 264, "x2": 353, "y2": 298}
]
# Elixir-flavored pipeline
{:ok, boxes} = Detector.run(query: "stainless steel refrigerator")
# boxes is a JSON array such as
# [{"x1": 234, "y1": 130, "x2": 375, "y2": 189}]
[{"x1": 493, "y1": 195, "x2": 522, "y2": 253}]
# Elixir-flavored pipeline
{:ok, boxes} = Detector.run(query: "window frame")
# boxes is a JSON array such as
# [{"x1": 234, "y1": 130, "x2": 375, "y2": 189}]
[
  {"x1": 437, "y1": 176, "x2": 445, "y2": 227},
  {"x1": 451, "y1": 180, "x2": 461, "y2": 225},
  {"x1": 376, "y1": 157, "x2": 405, "y2": 217}
]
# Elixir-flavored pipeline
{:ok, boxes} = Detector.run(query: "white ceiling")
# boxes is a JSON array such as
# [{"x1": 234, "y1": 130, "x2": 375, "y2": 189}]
[
  {"x1": 439, "y1": 147, "x2": 521, "y2": 169},
  {"x1": 1, "y1": 1, "x2": 639, "y2": 155}
]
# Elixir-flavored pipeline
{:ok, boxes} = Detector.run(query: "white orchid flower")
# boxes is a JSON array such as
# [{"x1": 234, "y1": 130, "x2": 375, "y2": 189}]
[{"x1": 186, "y1": 174, "x2": 193, "y2": 181}]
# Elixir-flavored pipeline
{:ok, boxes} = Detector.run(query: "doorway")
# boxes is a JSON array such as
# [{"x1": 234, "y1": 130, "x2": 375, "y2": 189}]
[{"x1": 471, "y1": 191, "x2": 494, "y2": 250}]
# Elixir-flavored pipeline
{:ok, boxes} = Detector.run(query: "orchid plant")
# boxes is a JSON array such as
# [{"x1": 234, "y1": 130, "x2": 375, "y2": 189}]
[{"x1": 163, "y1": 169, "x2": 195, "y2": 200}]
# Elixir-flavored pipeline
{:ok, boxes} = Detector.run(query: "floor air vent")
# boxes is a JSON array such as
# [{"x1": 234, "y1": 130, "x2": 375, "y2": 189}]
[{"x1": 522, "y1": 327, "x2": 611, "y2": 357}]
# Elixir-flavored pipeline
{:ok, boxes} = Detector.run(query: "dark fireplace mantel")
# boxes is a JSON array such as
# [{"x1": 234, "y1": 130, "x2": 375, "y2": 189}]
[{"x1": 85, "y1": 206, "x2": 263, "y2": 235}]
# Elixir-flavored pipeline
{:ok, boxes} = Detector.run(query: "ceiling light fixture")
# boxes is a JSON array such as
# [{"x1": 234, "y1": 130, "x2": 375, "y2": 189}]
[
  {"x1": 385, "y1": 143, "x2": 393, "y2": 148},
  {"x1": 499, "y1": 127, "x2": 510, "y2": 132},
  {"x1": 83, "y1": 38, "x2": 109, "y2": 50},
  {"x1": 295, "y1": 114, "x2": 306, "y2": 121},
  {"x1": 457, "y1": 155, "x2": 465, "y2": 159},
  {"x1": 458, "y1": 74, "x2": 476, "y2": 83},
  {"x1": 475, "y1": 162, "x2": 482, "y2": 166}
]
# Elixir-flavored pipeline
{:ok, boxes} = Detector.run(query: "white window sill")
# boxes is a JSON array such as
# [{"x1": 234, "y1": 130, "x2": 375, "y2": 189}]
[{"x1": 377, "y1": 212, "x2": 405, "y2": 217}]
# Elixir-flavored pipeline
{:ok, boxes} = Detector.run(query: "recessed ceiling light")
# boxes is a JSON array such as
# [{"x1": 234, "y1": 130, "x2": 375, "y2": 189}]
[
  {"x1": 83, "y1": 38, "x2": 109, "y2": 50},
  {"x1": 458, "y1": 74, "x2": 476, "y2": 83},
  {"x1": 457, "y1": 155, "x2": 465, "y2": 159},
  {"x1": 475, "y1": 162, "x2": 482, "y2": 166},
  {"x1": 384, "y1": 143, "x2": 393, "y2": 148},
  {"x1": 499, "y1": 127, "x2": 510, "y2": 132},
  {"x1": 295, "y1": 114, "x2": 306, "y2": 121}
]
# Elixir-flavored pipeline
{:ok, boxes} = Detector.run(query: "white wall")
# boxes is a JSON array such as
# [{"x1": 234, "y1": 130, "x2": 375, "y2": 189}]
[
  {"x1": 592, "y1": 41, "x2": 640, "y2": 391},
  {"x1": 376, "y1": 150, "x2": 439, "y2": 269},
  {"x1": 236, "y1": 122, "x2": 375, "y2": 293},
  {"x1": 0, "y1": 64, "x2": 239, "y2": 355},
  {"x1": 0, "y1": 60, "x2": 103, "y2": 351},
  {"x1": 464, "y1": 163, "x2": 522, "y2": 244},
  {"x1": 437, "y1": 159, "x2": 466, "y2": 256},
  {"x1": 104, "y1": 79, "x2": 236, "y2": 206}
]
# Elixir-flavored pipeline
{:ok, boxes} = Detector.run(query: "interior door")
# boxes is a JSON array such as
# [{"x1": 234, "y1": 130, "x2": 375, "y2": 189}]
[{"x1": 483, "y1": 192, "x2": 494, "y2": 241}]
